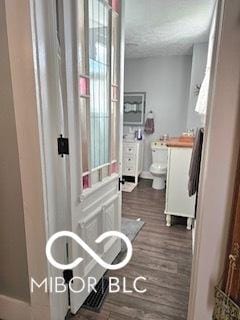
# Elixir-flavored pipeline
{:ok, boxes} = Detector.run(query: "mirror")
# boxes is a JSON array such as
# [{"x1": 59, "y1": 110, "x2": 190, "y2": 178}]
[{"x1": 123, "y1": 92, "x2": 146, "y2": 126}]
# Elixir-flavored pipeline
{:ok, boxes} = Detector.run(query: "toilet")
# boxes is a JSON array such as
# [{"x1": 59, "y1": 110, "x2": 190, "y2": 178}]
[{"x1": 150, "y1": 141, "x2": 168, "y2": 190}]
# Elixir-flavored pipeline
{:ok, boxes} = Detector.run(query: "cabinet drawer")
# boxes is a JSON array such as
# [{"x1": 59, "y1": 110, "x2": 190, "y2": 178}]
[
  {"x1": 124, "y1": 155, "x2": 135, "y2": 165},
  {"x1": 123, "y1": 144, "x2": 136, "y2": 155},
  {"x1": 123, "y1": 166, "x2": 135, "y2": 175}
]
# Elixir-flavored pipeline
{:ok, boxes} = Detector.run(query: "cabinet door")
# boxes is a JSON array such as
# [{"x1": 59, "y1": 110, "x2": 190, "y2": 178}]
[{"x1": 166, "y1": 148, "x2": 195, "y2": 218}]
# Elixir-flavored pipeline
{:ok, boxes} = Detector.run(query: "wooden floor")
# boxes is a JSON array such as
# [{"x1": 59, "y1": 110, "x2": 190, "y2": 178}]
[{"x1": 71, "y1": 179, "x2": 192, "y2": 320}]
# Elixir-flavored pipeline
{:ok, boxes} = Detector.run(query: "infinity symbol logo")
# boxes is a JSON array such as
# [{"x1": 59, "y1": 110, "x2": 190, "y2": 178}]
[{"x1": 46, "y1": 231, "x2": 133, "y2": 270}]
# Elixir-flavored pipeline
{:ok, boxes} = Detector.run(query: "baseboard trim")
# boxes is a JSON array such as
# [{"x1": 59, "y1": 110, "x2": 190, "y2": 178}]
[
  {"x1": 0, "y1": 295, "x2": 31, "y2": 320},
  {"x1": 140, "y1": 171, "x2": 153, "y2": 180}
]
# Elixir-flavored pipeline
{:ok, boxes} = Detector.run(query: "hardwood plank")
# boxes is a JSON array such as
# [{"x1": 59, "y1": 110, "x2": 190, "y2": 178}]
[
  {"x1": 72, "y1": 179, "x2": 192, "y2": 320},
  {"x1": 69, "y1": 309, "x2": 110, "y2": 320},
  {"x1": 106, "y1": 293, "x2": 187, "y2": 320},
  {"x1": 110, "y1": 265, "x2": 191, "y2": 294}
]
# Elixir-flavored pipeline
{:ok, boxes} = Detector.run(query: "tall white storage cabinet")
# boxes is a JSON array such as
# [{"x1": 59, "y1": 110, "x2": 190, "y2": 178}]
[
  {"x1": 165, "y1": 147, "x2": 196, "y2": 230},
  {"x1": 122, "y1": 141, "x2": 143, "y2": 185}
]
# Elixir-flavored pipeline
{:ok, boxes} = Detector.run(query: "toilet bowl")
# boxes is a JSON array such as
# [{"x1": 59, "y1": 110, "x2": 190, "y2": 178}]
[{"x1": 150, "y1": 142, "x2": 168, "y2": 190}]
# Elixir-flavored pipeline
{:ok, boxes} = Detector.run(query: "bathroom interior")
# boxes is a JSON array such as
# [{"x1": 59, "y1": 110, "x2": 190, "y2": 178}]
[{"x1": 120, "y1": 1, "x2": 216, "y2": 316}]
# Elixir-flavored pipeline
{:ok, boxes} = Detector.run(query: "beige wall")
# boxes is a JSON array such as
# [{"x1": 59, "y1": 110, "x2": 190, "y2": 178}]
[
  {"x1": 0, "y1": 0, "x2": 30, "y2": 303},
  {"x1": 188, "y1": 0, "x2": 240, "y2": 319},
  {"x1": 4, "y1": 0, "x2": 52, "y2": 317}
]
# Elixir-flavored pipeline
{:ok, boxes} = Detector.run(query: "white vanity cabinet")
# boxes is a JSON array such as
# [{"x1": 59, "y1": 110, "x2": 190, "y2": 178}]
[
  {"x1": 165, "y1": 147, "x2": 196, "y2": 230},
  {"x1": 122, "y1": 141, "x2": 143, "y2": 185}
]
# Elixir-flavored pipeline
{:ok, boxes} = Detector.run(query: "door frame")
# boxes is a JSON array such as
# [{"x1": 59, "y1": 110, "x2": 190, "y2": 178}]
[
  {"x1": 187, "y1": 0, "x2": 240, "y2": 319},
  {"x1": 3, "y1": 0, "x2": 61, "y2": 319}
]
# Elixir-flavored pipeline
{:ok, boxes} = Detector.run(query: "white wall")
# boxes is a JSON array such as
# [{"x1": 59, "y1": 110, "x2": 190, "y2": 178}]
[
  {"x1": 186, "y1": 43, "x2": 208, "y2": 130},
  {"x1": 124, "y1": 55, "x2": 192, "y2": 172},
  {"x1": 4, "y1": 0, "x2": 53, "y2": 318}
]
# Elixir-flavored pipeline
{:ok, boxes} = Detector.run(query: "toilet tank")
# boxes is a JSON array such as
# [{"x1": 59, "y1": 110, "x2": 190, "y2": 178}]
[{"x1": 151, "y1": 142, "x2": 168, "y2": 165}]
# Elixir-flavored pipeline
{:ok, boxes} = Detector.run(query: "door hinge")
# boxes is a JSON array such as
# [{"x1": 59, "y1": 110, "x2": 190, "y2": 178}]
[
  {"x1": 58, "y1": 134, "x2": 69, "y2": 157},
  {"x1": 63, "y1": 269, "x2": 73, "y2": 284}
]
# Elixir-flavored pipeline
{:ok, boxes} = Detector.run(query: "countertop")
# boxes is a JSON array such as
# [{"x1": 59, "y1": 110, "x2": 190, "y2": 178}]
[{"x1": 166, "y1": 137, "x2": 194, "y2": 148}]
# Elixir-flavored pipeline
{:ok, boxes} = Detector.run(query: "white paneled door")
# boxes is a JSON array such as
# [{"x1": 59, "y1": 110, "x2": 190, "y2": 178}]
[{"x1": 61, "y1": 0, "x2": 123, "y2": 314}]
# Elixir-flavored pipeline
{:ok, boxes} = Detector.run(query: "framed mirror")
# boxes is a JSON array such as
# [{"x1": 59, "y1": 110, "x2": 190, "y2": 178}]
[{"x1": 123, "y1": 92, "x2": 146, "y2": 126}]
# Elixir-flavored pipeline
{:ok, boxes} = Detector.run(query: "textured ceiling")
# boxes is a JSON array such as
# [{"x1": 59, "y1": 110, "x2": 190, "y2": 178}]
[{"x1": 125, "y1": 0, "x2": 216, "y2": 58}]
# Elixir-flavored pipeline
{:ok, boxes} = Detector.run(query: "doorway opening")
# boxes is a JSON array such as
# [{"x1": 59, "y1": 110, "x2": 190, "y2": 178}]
[
  {"x1": 120, "y1": 1, "x2": 216, "y2": 319},
  {"x1": 68, "y1": 1, "x2": 217, "y2": 319},
  {"x1": 3, "y1": 0, "x2": 240, "y2": 319},
  {"x1": 27, "y1": 0, "x2": 230, "y2": 318}
]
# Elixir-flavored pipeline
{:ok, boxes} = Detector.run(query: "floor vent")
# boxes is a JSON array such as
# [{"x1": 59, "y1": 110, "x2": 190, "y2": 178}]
[{"x1": 82, "y1": 277, "x2": 109, "y2": 313}]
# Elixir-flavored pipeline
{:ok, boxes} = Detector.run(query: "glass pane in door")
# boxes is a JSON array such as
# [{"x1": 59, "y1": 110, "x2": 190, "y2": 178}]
[
  {"x1": 79, "y1": 98, "x2": 89, "y2": 173},
  {"x1": 110, "y1": 12, "x2": 119, "y2": 163},
  {"x1": 111, "y1": 101, "x2": 117, "y2": 160},
  {"x1": 76, "y1": 0, "x2": 91, "y2": 180},
  {"x1": 76, "y1": 0, "x2": 87, "y2": 75},
  {"x1": 111, "y1": 11, "x2": 119, "y2": 86},
  {"x1": 89, "y1": 0, "x2": 110, "y2": 169}
]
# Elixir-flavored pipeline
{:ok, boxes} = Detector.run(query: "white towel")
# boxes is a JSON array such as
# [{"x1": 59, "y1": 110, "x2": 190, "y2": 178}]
[
  {"x1": 195, "y1": 70, "x2": 210, "y2": 115},
  {"x1": 195, "y1": 3, "x2": 217, "y2": 116}
]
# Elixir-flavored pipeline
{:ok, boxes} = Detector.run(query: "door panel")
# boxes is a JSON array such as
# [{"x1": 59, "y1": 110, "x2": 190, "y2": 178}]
[
  {"x1": 62, "y1": 0, "x2": 122, "y2": 313},
  {"x1": 70, "y1": 178, "x2": 121, "y2": 313}
]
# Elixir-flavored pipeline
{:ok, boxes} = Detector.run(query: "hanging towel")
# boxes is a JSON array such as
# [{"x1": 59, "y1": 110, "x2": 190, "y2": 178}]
[
  {"x1": 188, "y1": 128, "x2": 204, "y2": 197},
  {"x1": 144, "y1": 112, "x2": 154, "y2": 135},
  {"x1": 195, "y1": 70, "x2": 210, "y2": 115},
  {"x1": 195, "y1": 4, "x2": 217, "y2": 116}
]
